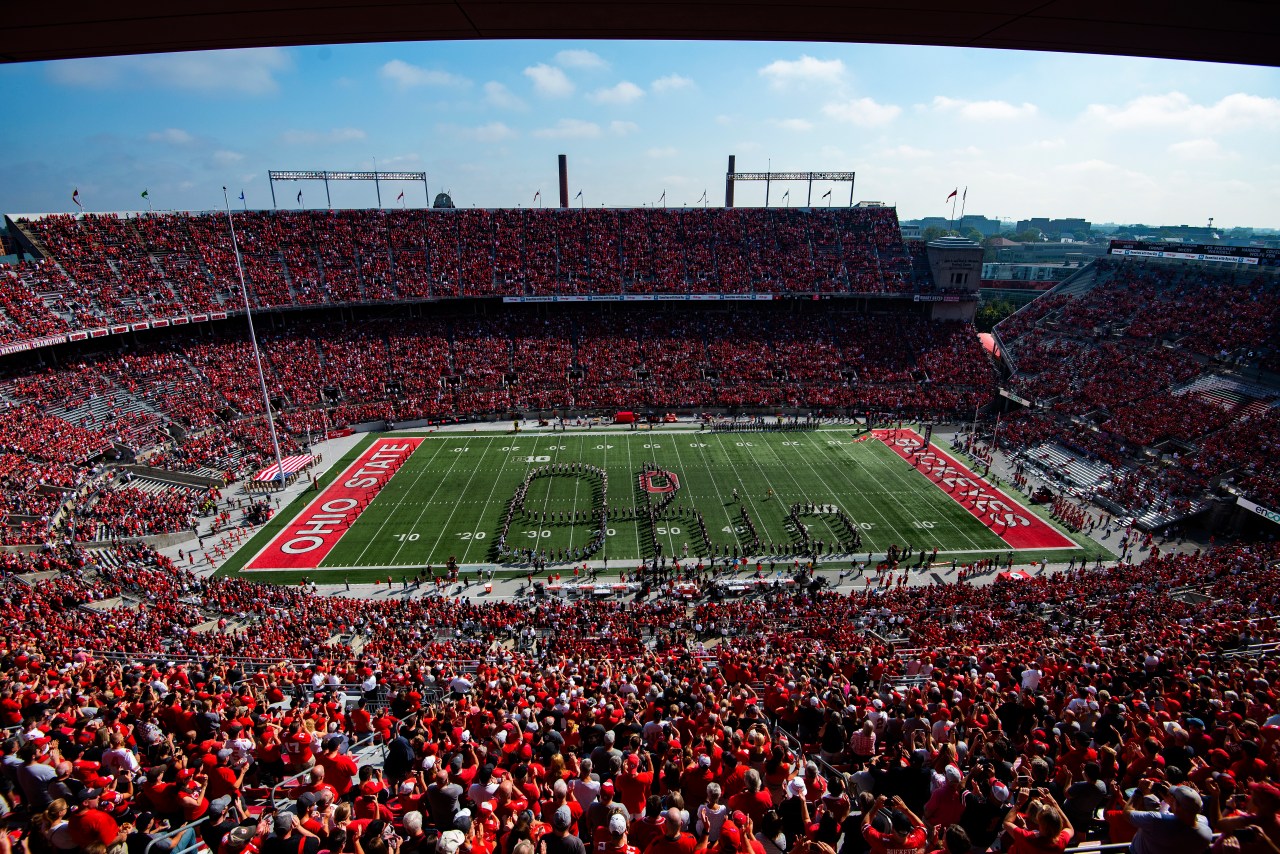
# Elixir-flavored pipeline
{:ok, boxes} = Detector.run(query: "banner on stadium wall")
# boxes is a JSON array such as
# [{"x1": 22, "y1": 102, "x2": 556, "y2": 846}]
[
  {"x1": 1109, "y1": 240, "x2": 1279, "y2": 266},
  {"x1": 211, "y1": 312, "x2": 228, "y2": 320},
  {"x1": 131, "y1": 322, "x2": 150, "y2": 331},
  {"x1": 110, "y1": 325, "x2": 129, "y2": 334},
  {"x1": 500, "y1": 294, "x2": 775, "y2": 304},
  {"x1": 172, "y1": 316, "x2": 189, "y2": 325},
  {"x1": 1237, "y1": 496, "x2": 1280, "y2": 526},
  {"x1": 999, "y1": 388, "x2": 1035, "y2": 408},
  {"x1": 152, "y1": 319, "x2": 170, "y2": 328},
  {"x1": 191, "y1": 314, "x2": 208, "y2": 322},
  {"x1": 69, "y1": 332, "x2": 89, "y2": 341},
  {"x1": 89, "y1": 328, "x2": 108, "y2": 338},
  {"x1": 914, "y1": 295, "x2": 944, "y2": 302}
]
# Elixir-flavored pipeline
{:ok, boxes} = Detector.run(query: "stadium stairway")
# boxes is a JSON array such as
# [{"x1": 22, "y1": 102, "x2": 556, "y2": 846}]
[
  {"x1": 1132, "y1": 497, "x2": 1213, "y2": 532},
  {"x1": 1022, "y1": 441, "x2": 1113, "y2": 491},
  {"x1": 1045, "y1": 263, "x2": 1099, "y2": 299},
  {"x1": 1174, "y1": 373, "x2": 1280, "y2": 409}
]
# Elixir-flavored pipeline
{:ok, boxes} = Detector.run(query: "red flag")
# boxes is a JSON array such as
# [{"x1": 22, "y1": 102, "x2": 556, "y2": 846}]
[
  {"x1": 396, "y1": 191, "x2": 404, "y2": 201},
  {"x1": 945, "y1": 188, "x2": 957, "y2": 202},
  {"x1": 72, "y1": 188, "x2": 83, "y2": 208}
]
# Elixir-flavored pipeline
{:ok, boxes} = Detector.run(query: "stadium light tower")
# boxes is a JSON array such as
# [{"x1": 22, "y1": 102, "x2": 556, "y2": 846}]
[{"x1": 222, "y1": 186, "x2": 288, "y2": 492}]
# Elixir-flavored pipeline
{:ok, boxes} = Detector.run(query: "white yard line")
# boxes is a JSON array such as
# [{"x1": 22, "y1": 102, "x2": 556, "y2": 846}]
[{"x1": 418, "y1": 436, "x2": 500, "y2": 564}]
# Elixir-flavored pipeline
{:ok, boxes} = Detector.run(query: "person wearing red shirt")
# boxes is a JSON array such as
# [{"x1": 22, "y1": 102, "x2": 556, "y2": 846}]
[
  {"x1": 350, "y1": 701, "x2": 374, "y2": 737},
  {"x1": 67, "y1": 791, "x2": 128, "y2": 851},
  {"x1": 283, "y1": 722, "x2": 316, "y2": 772},
  {"x1": 861, "y1": 796, "x2": 927, "y2": 854},
  {"x1": 542, "y1": 779, "x2": 585, "y2": 837},
  {"x1": 287, "y1": 765, "x2": 340, "y2": 804},
  {"x1": 629, "y1": 798, "x2": 667, "y2": 854},
  {"x1": 680, "y1": 756, "x2": 714, "y2": 811},
  {"x1": 596, "y1": 814, "x2": 640, "y2": 854},
  {"x1": 641, "y1": 810, "x2": 696, "y2": 854},
  {"x1": 179, "y1": 770, "x2": 212, "y2": 822},
  {"x1": 205, "y1": 751, "x2": 245, "y2": 804},
  {"x1": 1001, "y1": 790, "x2": 1073, "y2": 854},
  {"x1": 727, "y1": 771, "x2": 772, "y2": 826},
  {"x1": 615, "y1": 752, "x2": 654, "y2": 817},
  {"x1": 317, "y1": 737, "x2": 359, "y2": 796}
]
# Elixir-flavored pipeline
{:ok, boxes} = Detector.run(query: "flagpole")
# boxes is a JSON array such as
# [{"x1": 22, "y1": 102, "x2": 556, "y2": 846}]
[
  {"x1": 223, "y1": 186, "x2": 288, "y2": 493},
  {"x1": 959, "y1": 187, "x2": 968, "y2": 231},
  {"x1": 950, "y1": 190, "x2": 958, "y2": 233}
]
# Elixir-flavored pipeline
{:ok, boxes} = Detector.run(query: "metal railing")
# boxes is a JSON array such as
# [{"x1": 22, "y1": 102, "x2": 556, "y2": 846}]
[
  {"x1": 264, "y1": 710, "x2": 421, "y2": 810},
  {"x1": 143, "y1": 816, "x2": 208, "y2": 854}
]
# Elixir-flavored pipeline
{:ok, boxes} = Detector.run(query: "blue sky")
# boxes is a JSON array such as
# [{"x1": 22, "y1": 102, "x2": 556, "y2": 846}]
[{"x1": 1, "y1": 41, "x2": 1277, "y2": 226}]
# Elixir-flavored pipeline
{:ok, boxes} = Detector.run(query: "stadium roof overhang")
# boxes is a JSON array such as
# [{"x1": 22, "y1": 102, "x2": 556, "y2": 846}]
[{"x1": 3, "y1": 1, "x2": 1279, "y2": 67}]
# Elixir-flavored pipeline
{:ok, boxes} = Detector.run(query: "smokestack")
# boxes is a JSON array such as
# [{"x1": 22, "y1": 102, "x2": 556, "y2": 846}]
[
  {"x1": 558, "y1": 154, "x2": 569, "y2": 209},
  {"x1": 725, "y1": 155, "x2": 735, "y2": 208}
]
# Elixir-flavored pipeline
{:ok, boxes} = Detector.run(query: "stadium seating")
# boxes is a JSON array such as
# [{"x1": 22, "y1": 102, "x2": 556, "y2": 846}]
[
  {"x1": 4, "y1": 207, "x2": 940, "y2": 339},
  {"x1": 0, "y1": 536, "x2": 1277, "y2": 852},
  {"x1": 995, "y1": 260, "x2": 1280, "y2": 521}
]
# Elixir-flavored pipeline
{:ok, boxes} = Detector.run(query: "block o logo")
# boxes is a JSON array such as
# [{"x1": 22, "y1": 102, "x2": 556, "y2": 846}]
[{"x1": 640, "y1": 470, "x2": 680, "y2": 494}]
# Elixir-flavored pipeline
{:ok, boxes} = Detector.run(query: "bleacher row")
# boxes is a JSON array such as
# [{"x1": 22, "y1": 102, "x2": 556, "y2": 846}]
[
  {"x1": 0, "y1": 207, "x2": 932, "y2": 341},
  {"x1": 0, "y1": 306, "x2": 995, "y2": 545},
  {"x1": 995, "y1": 259, "x2": 1280, "y2": 524}
]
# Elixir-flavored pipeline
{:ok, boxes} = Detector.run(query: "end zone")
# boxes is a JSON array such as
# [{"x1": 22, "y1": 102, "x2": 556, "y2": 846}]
[
  {"x1": 874, "y1": 429, "x2": 1077, "y2": 550},
  {"x1": 245, "y1": 437, "x2": 423, "y2": 571}
]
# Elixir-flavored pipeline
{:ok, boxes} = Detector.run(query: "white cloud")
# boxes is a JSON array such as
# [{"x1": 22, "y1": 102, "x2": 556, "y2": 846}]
[
  {"x1": 554, "y1": 49, "x2": 609, "y2": 70},
  {"x1": 881, "y1": 145, "x2": 933, "y2": 159},
  {"x1": 652, "y1": 73, "x2": 693, "y2": 93},
  {"x1": 453, "y1": 122, "x2": 517, "y2": 143},
  {"x1": 1168, "y1": 138, "x2": 1228, "y2": 160},
  {"x1": 715, "y1": 115, "x2": 733, "y2": 126},
  {"x1": 931, "y1": 96, "x2": 1037, "y2": 120},
  {"x1": 822, "y1": 97, "x2": 901, "y2": 127},
  {"x1": 774, "y1": 118, "x2": 813, "y2": 132},
  {"x1": 210, "y1": 150, "x2": 244, "y2": 167},
  {"x1": 484, "y1": 81, "x2": 526, "y2": 110},
  {"x1": 588, "y1": 81, "x2": 644, "y2": 105},
  {"x1": 48, "y1": 48, "x2": 292, "y2": 95},
  {"x1": 1085, "y1": 92, "x2": 1280, "y2": 131},
  {"x1": 647, "y1": 146, "x2": 679, "y2": 158},
  {"x1": 379, "y1": 60, "x2": 469, "y2": 89},
  {"x1": 148, "y1": 128, "x2": 194, "y2": 145},
  {"x1": 280, "y1": 127, "x2": 367, "y2": 144},
  {"x1": 363, "y1": 153, "x2": 422, "y2": 169},
  {"x1": 609, "y1": 120, "x2": 639, "y2": 136},
  {"x1": 524, "y1": 64, "x2": 574, "y2": 97},
  {"x1": 758, "y1": 56, "x2": 845, "y2": 90},
  {"x1": 1027, "y1": 138, "x2": 1067, "y2": 150},
  {"x1": 533, "y1": 119, "x2": 602, "y2": 140}
]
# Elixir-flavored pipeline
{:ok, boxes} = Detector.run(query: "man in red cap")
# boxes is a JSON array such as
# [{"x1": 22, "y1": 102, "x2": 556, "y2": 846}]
[{"x1": 615, "y1": 752, "x2": 653, "y2": 817}]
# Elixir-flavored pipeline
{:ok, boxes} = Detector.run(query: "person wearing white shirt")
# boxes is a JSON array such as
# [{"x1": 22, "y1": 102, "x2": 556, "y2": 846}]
[{"x1": 1021, "y1": 665, "x2": 1043, "y2": 693}]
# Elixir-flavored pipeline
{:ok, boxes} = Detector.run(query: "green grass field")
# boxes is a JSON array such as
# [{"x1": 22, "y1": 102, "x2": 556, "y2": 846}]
[{"x1": 225, "y1": 427, "x2": 1100, "y2": 582}]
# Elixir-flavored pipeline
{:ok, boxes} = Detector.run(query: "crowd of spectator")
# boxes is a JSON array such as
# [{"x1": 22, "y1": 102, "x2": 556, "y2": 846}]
[
  {"x1": 994, "y1": 262, "x2": 1280, "y2": 518},
  {"x1": 0, "y1": 538, "x2": 1275, "y2": 854},
  {"x1": 3, "y1": 207, "x2": 941, "y2": 338}
]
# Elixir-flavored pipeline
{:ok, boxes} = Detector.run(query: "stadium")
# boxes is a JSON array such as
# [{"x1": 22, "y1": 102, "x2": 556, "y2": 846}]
[{"x1": 0, "y1": 9, "x2": 1278, "y2": 854}]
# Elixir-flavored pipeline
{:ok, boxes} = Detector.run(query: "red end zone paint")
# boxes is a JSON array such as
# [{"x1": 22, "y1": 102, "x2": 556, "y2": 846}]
[
  {"x1": 245, "y1": 438, "x2": 423, "y2": 570},
  {"x1": 873, "y1": 429, "x2": 1076, "y2": 550}
]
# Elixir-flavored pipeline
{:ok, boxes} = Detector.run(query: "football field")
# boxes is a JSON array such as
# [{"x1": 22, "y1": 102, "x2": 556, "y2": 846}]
[{"x1": 227, "y1": 426, "x2": 1091, "y2": 581}]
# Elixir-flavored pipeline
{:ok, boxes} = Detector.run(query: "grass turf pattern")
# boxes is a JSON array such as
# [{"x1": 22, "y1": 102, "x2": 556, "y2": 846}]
[{"x1": 238, "y1": 427, "x2": 1085, "y2": 575}]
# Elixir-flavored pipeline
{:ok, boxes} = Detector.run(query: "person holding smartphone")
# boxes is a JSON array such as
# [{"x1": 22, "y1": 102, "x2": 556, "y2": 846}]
[{"x1": 1001, "y1": 788, "x2": 1072, "y2": 854}]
